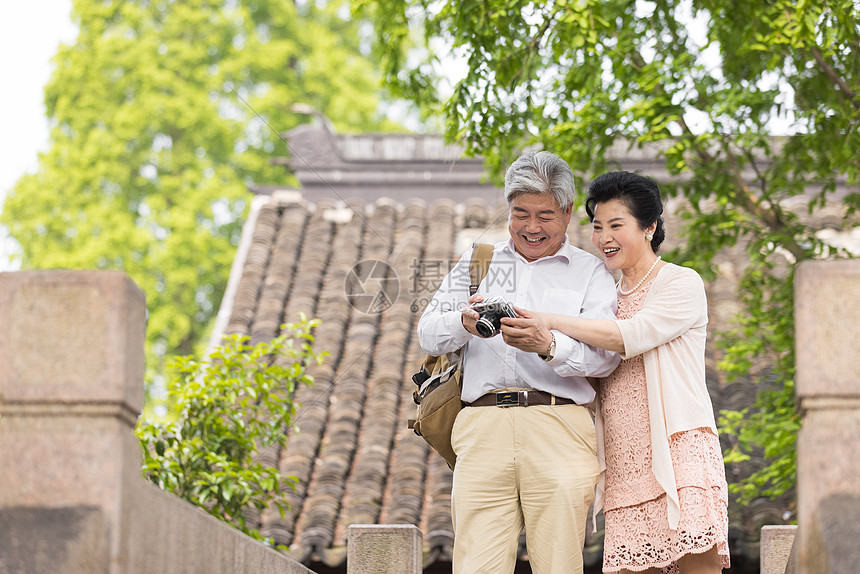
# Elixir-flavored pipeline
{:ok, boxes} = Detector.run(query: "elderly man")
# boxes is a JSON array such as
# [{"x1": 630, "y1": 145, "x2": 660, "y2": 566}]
[{"x1": 417, "y1": 151, "x2": 620, "y2": 574}]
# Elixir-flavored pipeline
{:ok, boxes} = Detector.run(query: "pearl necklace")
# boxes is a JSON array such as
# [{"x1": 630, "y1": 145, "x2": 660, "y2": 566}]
[{"x1": 618, "y1": 256, "x2": 661, "y2": 296}]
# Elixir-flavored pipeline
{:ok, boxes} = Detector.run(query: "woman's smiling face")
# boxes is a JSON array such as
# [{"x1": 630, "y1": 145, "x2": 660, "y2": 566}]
[
  {"x1": 507, "y1": 193, "x2": 572, "y2": 262},
  {"x1": 591, "y1": 199, "x2": 654, "y2": 272}
]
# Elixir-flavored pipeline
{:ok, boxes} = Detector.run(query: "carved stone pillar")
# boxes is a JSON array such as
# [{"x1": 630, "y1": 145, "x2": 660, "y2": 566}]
[
  {"x1": 0, "y1": 270, "x2": 145, "y2": 573},
  {"x1": 794, "y1": 260, "x2": 860, "y2": 573}
]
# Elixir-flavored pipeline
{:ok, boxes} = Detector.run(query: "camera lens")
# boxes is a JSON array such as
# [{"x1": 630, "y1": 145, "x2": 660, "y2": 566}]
[{"x1": 475, "y1": 317, "x2": 497, "y2": 338}]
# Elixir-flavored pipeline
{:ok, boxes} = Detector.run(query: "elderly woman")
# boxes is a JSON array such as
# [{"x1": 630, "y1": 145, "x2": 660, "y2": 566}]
[{"x1": 502, "y1": 171, "x2": 731, "y2": 573}]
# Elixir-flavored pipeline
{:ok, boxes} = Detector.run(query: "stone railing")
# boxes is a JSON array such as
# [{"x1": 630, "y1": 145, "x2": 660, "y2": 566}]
[{"x1": 0, "y1": 270, "x2": 427, "y2": 574}]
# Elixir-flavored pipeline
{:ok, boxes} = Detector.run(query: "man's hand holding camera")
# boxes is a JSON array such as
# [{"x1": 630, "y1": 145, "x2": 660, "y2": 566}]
[
  {"x1": 462, "y1": 295, "x2": 553, "y2": 356},
  {"x1": 460, "y1": 293, "x2": 485, "y2": 337}
]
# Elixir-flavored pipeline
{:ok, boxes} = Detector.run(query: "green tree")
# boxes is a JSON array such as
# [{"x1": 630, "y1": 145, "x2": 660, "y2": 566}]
[
  {"x1": 137, "y1": 317, "x2": 325, "y2": 540},
  {"x1": 1, "y1": 0, "x2": 395, "y2": 389},
  {"x1": 357, "y1": 0, "x2": 860, "y2": 505}
]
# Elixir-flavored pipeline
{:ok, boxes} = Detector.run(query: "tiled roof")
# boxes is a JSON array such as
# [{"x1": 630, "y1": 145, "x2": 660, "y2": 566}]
[{"x1": 209, "y1": 125, "x2": 855, "y2": 572}]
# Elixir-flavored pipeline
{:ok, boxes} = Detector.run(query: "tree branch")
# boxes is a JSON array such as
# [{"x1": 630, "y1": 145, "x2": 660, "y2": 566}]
[
  {"x1": 504, "y1": 9, "x2": 557, "y2": 90},
  {"x1": 718, "y1": 138, "x2": 807, "y2": 261},
  {"x1": 811, "y1": 46, "x2": 860, "y2": 110}
]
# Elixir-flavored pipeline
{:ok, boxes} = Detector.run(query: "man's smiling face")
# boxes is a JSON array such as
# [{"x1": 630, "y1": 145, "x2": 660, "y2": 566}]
[{"x1": 507, "y1": 193, "x2": 572, "y2": 262}]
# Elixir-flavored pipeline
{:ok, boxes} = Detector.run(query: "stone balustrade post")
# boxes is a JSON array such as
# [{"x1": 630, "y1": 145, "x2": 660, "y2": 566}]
[
  {"x1": 0, "y1": 270, "x2": 146, "y2": 573},
  {"x1": 760, "y1": 525, "x2": 798, "y2": 574},
  {"x1": 347, "y1": 524, "x2": 423, "y2": 574},
  {"x1": 793, "y1": 259, "x2": 860, "y2": 573}
]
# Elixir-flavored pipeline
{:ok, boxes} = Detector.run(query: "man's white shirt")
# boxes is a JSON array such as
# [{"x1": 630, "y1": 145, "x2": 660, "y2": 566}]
[{"x1": 417, "y1": 238, "x2": 621, "y2": 404}]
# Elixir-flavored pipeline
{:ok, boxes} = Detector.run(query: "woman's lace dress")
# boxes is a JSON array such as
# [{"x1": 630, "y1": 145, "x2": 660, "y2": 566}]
[{"x1": 600, "y1": 280, "x2": 731, "y2": 573}]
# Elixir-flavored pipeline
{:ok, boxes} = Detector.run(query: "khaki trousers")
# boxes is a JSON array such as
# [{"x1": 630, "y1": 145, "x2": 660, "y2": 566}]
[{"x1": 450, "y1": 403, "x2": 599, "y2": 574}]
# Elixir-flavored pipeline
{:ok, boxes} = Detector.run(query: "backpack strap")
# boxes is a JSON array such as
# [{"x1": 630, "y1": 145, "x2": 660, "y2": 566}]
[{"x1": 469, "y1": 243, "x2": 494, "y2": 296}]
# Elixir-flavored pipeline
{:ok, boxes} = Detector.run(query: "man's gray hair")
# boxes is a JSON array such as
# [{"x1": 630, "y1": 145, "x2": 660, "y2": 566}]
[{"x1": 504, "y1": 151, "x2": 575, "y2": 210}]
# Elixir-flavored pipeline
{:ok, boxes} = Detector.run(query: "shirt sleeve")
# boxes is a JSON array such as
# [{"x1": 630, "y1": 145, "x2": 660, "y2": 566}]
[
  {"x1": 549, "y1": 261, "x2": 622, "y2": 377},
  {"x1": 617, "y1": 266, "x2": 707, "y2": 359},
  {"x1": 416, "y1": 248, "x2": 474, "y2": 355}
]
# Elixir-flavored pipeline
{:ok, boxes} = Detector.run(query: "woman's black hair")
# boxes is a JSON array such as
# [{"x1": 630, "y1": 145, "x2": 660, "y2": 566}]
[{"x1": 584, "y1": 171, "x2": 666, "y2": 253}]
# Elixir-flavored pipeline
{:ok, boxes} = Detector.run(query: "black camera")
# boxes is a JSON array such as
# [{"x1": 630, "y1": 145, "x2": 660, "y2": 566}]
[{"x1": 471, "y1": 296, "x2": 517, "y2": 338}]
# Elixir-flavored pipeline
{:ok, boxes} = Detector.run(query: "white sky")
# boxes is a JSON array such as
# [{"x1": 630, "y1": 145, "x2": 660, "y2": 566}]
[{"x1": 0, "y1": 0, "x2": 76, "y2": 271}]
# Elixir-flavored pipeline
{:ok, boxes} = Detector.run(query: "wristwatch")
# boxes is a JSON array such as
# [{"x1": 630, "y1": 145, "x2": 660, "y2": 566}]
[{"x1": 539, "y1": 333, "x2": 556, "y2": 362}]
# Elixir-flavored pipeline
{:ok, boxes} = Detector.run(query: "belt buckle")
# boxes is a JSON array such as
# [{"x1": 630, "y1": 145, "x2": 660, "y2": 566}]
[{"x1": 495, "y1": 391, "x2": 523, "y2": 407}]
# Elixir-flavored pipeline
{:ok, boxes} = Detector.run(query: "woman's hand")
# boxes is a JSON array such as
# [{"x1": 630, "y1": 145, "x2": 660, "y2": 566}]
[
  {"x1": 500, "y1": 306, "x2": 554, "y2": 354},
  {"x1": 511, "y1": 306, "x2": 552, "y2": 329},
  {"x1": 511, "y1": 307, "x2": 626, "y2": 355}
]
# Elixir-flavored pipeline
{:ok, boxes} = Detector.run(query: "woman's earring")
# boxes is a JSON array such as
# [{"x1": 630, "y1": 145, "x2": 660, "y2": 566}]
[{"x1": 646, "y1": 233, "x2": 653, "y2": 241}]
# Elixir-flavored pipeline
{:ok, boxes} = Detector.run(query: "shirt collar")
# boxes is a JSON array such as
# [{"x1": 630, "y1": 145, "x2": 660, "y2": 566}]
[{"x1": 503, "y1": 235, "x2": 573, "y2": 266}]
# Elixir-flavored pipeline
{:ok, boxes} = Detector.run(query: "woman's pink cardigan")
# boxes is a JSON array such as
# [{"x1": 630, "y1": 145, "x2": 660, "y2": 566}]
[{"x1": 593, "y1": 263, "x2": 718, "y2": 530}]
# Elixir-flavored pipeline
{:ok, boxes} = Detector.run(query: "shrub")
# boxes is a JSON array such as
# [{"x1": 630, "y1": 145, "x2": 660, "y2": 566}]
[{"x1": 136, "y1": 316, "x2": 326, "y2": 540}]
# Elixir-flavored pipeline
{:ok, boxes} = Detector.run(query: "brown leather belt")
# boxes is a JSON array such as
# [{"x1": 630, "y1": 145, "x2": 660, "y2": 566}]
[{"x1": 466, "y1": 390, "x2": 577, "y2": 407}]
